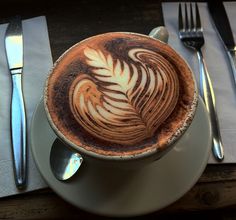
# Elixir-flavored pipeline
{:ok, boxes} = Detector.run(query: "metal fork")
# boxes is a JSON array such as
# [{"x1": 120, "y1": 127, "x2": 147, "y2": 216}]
[{"x1": 178, "y1": 3, "x2": 224, "y2": 161}]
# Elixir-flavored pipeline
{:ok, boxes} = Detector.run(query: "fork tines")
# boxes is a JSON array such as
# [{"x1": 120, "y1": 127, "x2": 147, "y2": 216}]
[{"x1": 178, "y1": 3, "x2": 201, "y2": 32}]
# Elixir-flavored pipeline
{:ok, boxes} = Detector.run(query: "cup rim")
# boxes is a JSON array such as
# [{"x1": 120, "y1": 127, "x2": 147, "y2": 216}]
[{"x1": 44, "y1": 31, "x2": 199, "y2": 162}]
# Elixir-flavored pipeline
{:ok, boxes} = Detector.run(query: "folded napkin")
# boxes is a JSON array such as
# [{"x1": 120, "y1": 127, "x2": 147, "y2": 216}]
[
  {"x1": 0, "y1": 16, "x2": 52, "y2": 197},
  {"x1": 162, "y1": 2, "x2": 236, "y2": 163}
]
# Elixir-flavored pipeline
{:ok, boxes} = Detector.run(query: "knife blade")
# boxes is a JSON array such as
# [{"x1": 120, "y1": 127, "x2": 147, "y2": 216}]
[
  {"x1": 208, "y1": 1, "x2": 236, "y2": 86},
  {"x1": 5, "y1": 16, "x2": 27, "y2": 189}
]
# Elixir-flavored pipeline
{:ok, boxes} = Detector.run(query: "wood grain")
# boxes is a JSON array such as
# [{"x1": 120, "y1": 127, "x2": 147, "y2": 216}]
[
  {"x1": 1, "y1": 176, "x2": 236, "y2": 219},
  {"x1": 0, "y1": 165, "x2": 236, "y2": 219},
  {"x1": 200, "y1": 165, "x2": 236, "y2": 182}
]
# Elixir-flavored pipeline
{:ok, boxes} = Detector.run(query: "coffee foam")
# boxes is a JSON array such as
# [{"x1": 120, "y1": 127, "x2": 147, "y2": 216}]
[{"x1": 45, "y1": 32, "x2": 197, "y2": 157}]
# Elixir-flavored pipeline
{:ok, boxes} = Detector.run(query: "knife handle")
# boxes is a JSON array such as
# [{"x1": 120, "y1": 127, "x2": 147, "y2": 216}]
[
  {"x1": 197, "y1": 49, "x2": 224, "y2": 161},
  {"x1": 11, "y1": 72, "x2": 27, "y2": 189},
  {"x1": 227, "y1": 50, "x2": 236, "y2": 85}
]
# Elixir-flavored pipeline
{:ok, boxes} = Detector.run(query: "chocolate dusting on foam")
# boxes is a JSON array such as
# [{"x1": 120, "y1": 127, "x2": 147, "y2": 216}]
[{"x1": 46, "y1": 32, "x2": 196, "y2": 157}]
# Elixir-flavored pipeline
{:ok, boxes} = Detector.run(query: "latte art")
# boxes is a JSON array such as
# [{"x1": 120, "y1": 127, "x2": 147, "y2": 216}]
[{"x1": 70, "y1": 47, "x2": 179, "y2": 145}]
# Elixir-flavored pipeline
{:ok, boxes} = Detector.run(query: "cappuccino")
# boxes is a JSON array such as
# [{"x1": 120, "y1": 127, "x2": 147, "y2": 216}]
[{"x1": 44, "y1": 32, "x2": 197, "y2": 158}]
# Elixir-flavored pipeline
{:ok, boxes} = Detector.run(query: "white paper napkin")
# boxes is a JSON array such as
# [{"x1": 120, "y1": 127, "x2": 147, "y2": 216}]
[
  {"x1": 0, "y1": 16, "x2": 52, "y2": 197},
  {"x1": 162, "y1": 2, "x2": 236, "y2": 163}
]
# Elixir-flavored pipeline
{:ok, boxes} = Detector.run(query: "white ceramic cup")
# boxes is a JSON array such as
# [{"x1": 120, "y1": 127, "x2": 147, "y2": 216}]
[{"x1": 44, "y1": 27, "x2": 198, "y2": 169}]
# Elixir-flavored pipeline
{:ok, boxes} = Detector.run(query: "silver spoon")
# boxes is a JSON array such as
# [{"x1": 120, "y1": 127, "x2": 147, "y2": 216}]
[{"x1": 50, "y1": 138, "x2": 83, "y2": 181}]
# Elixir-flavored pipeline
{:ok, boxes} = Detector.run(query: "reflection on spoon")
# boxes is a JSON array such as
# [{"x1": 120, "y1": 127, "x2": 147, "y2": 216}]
[{"x1": 50, "y1": 138, "x2": 83, "y2": 181}]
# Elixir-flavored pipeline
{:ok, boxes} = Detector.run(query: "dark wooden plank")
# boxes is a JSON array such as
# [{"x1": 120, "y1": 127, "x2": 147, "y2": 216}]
[
  {"x1": 1, "y1": 0, "x2": 164, "y2": 60},
  {"x1": 1, "y1": 165, "x2": 236, "y2": 219},
  {"x1": 199, "y1": 165, "x2": 236, "y2": 182},
  {"x1": 45, "y1": 0, "x2": 164, "y2": 61},
  {"x1": 166, "y1": 181, "x2": 236, "y2": 212},
  {"x1": 2, "y1": 179, "x2": 236, "y2": 219}
]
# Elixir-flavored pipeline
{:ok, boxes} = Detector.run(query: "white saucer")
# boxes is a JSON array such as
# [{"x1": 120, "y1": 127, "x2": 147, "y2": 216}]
[{"x1": 30, "y1": 98, "x2": 211, "y2": 217}]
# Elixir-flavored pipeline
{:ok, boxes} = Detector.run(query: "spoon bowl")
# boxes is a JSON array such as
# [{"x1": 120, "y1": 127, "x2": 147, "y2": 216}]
[{"x1": 50, "y1": 138, "x2": 83, "y2": 181}]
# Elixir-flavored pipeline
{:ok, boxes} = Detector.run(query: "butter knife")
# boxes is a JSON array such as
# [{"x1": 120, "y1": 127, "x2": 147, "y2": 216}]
[
  {"x1": 208, "y1": 1, "x2": 236, "y2": 86},
  {"x1": 5, "y1": 17, "x2": 27, "y2": 189}
]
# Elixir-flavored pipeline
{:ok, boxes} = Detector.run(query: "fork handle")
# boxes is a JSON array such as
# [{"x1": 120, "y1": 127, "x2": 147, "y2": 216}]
[{"x1": 197, "y1": 50, "x2": 224, "y2": 161}]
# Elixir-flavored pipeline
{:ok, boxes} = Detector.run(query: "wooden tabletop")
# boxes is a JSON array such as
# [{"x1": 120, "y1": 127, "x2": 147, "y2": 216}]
[{"x1": 1, "y1": 0, "x2": 236, "y2": 219}]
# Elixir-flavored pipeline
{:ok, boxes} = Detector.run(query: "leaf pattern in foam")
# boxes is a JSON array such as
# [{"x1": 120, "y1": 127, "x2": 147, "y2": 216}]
[
  {"x1": 85, "y1": 47, "x2": 138, "y2": 99},
  {"x1": 70, "y1": 47, "x2": 179, "y2": 145}
]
